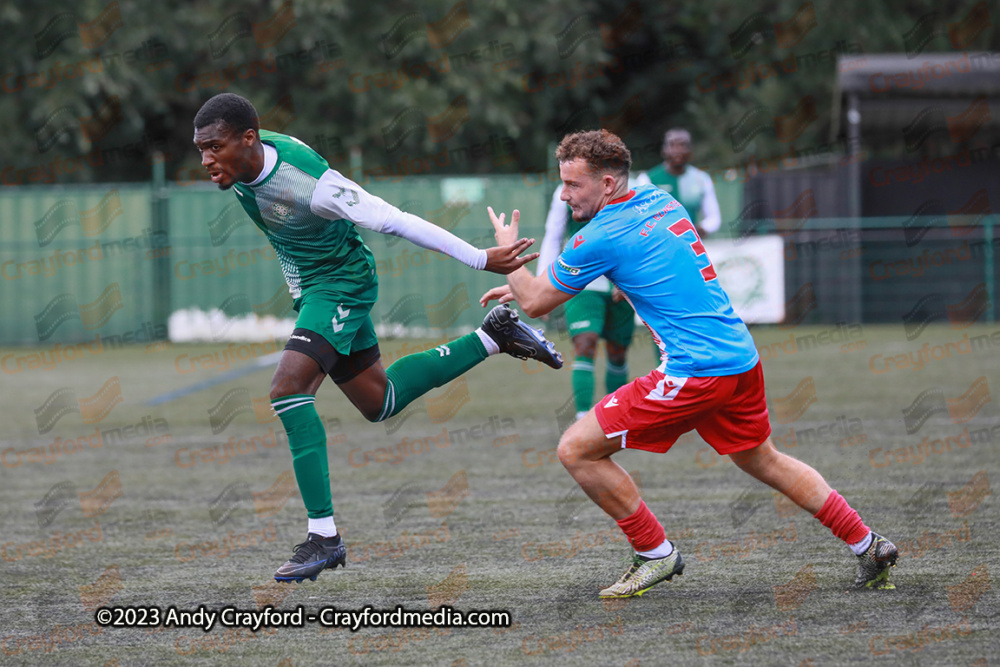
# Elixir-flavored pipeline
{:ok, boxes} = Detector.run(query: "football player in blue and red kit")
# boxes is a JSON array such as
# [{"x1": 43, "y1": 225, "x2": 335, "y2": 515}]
[{"x1": 481, "y1": 130, "x2": 897, "y2": 598}]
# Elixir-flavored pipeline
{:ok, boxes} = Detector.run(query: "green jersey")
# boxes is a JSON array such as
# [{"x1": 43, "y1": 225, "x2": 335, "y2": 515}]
[{"x1": 232, "y1": 130, "x2": 377, "y2": 300}]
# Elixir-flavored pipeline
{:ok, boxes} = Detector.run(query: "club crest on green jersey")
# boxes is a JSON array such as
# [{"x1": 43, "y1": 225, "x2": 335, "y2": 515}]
[{"x1": 272, "y1": 201, "x2": 293, "y2": 219}]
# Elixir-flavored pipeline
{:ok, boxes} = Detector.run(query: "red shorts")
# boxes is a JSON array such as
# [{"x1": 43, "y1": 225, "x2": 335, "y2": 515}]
[{"x1": 594, "y1": 361, "x2": 771, "y2": 455}]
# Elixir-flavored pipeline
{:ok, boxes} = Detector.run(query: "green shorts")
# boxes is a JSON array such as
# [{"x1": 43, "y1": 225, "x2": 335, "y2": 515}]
[
  {"x1": 293, "y1": 285, "x2": 379, "y2": 356},
  {"x1": 563, "y1": 290, "x2": 635, "y2": 347}
]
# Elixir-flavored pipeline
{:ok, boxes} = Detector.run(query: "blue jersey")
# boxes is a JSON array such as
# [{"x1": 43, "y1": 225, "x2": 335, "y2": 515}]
[{"x1": 548, "y1": 184, "x2": 758, "y2": 377}]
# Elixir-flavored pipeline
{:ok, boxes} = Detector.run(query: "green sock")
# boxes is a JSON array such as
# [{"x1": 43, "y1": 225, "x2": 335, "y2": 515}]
[
  {"x1": 376, "y1": 332, "x2": 489, "y2": 421},
  {"x1": 572, "y1": 355, "x2": 595, "y2": 413},
  {"x1": 606, "y1": 360, "x2": 629, "y2": 393},
  {"x1": 272, "y1": 395, "x2": 332, "y2": 519}
]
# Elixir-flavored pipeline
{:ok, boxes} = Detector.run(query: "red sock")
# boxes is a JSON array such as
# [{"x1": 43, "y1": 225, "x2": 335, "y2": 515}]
[
  {"x1": 813, "y1": 491, "x2": 869, "y2": 545},
  {"x1": 615, "y1": 500, "x2": 666, "y2": 552}
]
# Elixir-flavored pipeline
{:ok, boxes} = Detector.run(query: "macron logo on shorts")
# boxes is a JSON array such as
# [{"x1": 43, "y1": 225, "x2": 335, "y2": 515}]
[{"x1": 290, "y1": 334, "x2": 312, "y2": 342}]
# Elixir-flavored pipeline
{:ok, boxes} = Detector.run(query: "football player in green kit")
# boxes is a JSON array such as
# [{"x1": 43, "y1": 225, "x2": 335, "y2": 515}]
[
  {"x1": 193, "y1": 93, "x2": 562, "y2": 583},
  {"x1": 635, "y1": 128, "x2": 720, "y2": 238}
]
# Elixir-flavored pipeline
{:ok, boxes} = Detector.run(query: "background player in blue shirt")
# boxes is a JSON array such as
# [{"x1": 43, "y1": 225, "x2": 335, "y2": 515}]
[{"x1": 481, "y1": 130, "x2": 898, "y2": 598}]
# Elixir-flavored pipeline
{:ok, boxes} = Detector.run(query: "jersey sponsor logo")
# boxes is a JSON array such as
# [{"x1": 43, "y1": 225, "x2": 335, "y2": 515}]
[
  {"x1": 633, "y1": 190, "x2": 664, "y2": 213},
  {"x1": 573, "y1": 235, "x2": 585, "y2": 249},
  {"x1": 549, "y1": 264, "x2": 582, "y2": 293},
  {"x1": 557, "y1": 257, "x2": 581, "y2": 275}
]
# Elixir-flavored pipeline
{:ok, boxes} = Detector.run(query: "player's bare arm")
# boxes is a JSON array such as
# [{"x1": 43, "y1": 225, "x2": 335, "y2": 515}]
[{"x1": 480, "y1": 207, "x2": 571, "y2": 317}]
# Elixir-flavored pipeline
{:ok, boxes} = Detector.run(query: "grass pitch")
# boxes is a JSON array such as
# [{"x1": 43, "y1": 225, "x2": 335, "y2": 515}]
[{"x1": 1, "y1": 323, "x2": 998, "y2": 665}]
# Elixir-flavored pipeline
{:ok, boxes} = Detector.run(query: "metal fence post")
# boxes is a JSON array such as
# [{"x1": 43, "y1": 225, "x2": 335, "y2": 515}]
[
  {"x1": 986, "y1": 216, "x2": 995, "y2": 324},
  {"x1": 151, "y1": 151, "x2": 171, "y2": 338}
]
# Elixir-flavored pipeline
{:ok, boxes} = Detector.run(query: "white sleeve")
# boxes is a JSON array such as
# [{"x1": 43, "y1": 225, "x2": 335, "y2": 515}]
[
  {"x1": 699, "y1": 172, "x2": 722, "y2": 235},
  {"x1": 310, "y1": 169, "x2": 487, "y2": 270},
  {"x1": 536, "y1": 185, "x2": 569, "y2": 277}
]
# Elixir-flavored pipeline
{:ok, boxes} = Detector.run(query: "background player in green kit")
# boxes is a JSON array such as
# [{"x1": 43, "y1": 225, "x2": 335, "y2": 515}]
[
  {"x1": 192, "y1": 93, "x2": 562, "y2": 583},
  {"x1": 635, "y1": 128, "x2": 720, "y2": 238},
  {"x1": 537, "y1": 185, "x2": 635, "y2": 421}
]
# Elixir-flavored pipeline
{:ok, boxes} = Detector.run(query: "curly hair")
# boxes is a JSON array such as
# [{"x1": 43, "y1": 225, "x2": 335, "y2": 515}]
[
  {"x1": 554, "y1": 130, "x2": 632, "y2": 178},
  {"x1": 193, "y1": 93, "x2": 259, "y2": 135}
]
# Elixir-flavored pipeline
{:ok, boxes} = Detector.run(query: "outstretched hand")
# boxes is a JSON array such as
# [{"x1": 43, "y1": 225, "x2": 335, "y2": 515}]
[
  {"x1": 483, "y1": 207, "x2": 538, "y2": 274},
  {"x1": 479, "y1": 284, "x2": 515, "y2": 307}
]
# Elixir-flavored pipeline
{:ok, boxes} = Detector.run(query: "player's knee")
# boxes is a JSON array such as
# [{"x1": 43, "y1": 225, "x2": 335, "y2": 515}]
[
  {"x1": 556, "y1": 436, "x2": 581, "y2": 468},
  {"x1": 730, "y1": 439, "x2": 776, "y2": 472},
  {"x1": 269, "y1": 376, "x2": 298, "y2": 401},
  {"x1": 557, "y1": 423, "x2": 594, "y2": 468},
  {"x1": 606, "y1": 342, "x2": 627, "y2": 365},
  {"x1": 573, "y1": 333, "x2": 598, "y2": 358},
  {"x1": 361, "y1": 404, "x2": 383, "y2": 423}
]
